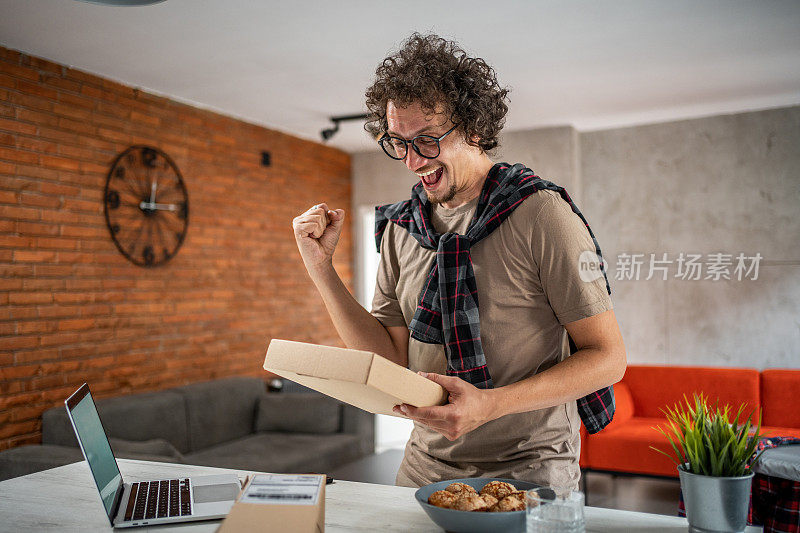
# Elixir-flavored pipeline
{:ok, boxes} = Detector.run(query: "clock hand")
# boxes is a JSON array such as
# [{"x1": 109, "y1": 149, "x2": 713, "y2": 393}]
[
  {"x1": 139, "y1": 201, "x2": 179, "y2": 212},
  {"x1": 149, "y1": 175, "x2": 158, "y2": 204}
]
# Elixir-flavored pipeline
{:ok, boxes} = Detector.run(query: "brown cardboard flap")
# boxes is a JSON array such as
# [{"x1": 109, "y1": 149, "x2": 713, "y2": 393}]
[
  {"x1": 263, "y1": 339, "x2": 447, "y2": 417},
  {"x1": 367, "y1": 353, "x2": 448, "y2": 407},
  {"x1": 265, "y1": 339, "x2": 372, "y2": 383}
]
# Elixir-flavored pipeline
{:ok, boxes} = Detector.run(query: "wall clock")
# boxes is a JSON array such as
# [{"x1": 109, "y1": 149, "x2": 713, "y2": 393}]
[{"x1": 103, "y1": 145, "x2": 189, "y2": 267}]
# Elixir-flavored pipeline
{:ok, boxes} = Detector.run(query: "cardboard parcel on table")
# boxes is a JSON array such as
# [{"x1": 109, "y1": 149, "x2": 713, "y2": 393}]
[{"x1": 263, "y1": 339, "x2": 447, "y2": 417}]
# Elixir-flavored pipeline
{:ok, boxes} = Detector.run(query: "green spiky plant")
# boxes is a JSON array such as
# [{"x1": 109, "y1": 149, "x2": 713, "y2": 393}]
[{"x1": 651, "y1": 393, "x2": 766, "y2": 477}]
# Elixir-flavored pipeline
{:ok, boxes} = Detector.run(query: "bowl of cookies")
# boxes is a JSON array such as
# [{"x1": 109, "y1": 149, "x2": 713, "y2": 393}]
[{"x1": 414, "y1": 478, "x2": 538, "y2": 533}]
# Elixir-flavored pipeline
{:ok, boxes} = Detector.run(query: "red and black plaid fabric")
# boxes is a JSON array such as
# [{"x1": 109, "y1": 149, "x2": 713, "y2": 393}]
[
  {"x1": 375, "y1": 162, "x2": 616, "y2": 434},
  {"x1": 678, "y1": 437, "x2": 800, "y2": 532},
  {"x1": 752, "y1": 472, "x2": 800, "y2": 533}
]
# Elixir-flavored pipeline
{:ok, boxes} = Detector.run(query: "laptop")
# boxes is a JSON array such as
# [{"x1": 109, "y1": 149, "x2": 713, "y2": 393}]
[{"x1": 65, "y1": 383, "x2": 240, "y2": 528}]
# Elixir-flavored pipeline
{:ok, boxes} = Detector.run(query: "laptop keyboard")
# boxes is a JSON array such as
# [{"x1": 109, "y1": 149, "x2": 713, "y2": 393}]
[{"x1": 123, "y1": 478, "x2": 192, "y2": 521}]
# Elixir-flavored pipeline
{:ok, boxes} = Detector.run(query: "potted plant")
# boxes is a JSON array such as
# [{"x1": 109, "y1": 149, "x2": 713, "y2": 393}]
[{"x1": 652, "y1": 393, "x2": 766, "y2": 533}]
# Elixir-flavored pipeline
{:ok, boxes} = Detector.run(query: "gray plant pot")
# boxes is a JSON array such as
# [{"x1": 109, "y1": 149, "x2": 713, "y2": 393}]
[{"x1": 678, "y1": 465, "x2": 753, "y2": 533}]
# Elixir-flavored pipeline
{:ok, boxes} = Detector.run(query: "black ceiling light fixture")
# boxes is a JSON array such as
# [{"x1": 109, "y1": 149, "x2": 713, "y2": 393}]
[
  {"x1": 321, "y1": 113, "x2": 369, "y2": 142},
  {"x1": 76, "y1": 0, "x2": 166, "y2": 5}
]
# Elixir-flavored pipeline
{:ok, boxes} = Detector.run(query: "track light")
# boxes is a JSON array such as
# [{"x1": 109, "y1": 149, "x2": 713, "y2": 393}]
[{"x1": 320, "y1": 113, "x2": 369, "y2": 142}]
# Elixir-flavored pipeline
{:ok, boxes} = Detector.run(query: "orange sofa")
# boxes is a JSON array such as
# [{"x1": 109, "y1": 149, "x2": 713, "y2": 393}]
[{"x1": 580, "y1": 366, "x2": 800, "y2": 479}]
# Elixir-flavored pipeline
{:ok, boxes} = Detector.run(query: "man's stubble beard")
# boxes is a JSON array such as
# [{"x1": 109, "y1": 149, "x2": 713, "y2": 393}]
[{"x1": 424, "y1": 183, "x2": 457, "y2": 205}]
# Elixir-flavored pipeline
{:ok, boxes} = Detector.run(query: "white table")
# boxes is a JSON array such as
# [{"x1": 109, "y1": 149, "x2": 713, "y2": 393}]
[{"x1": 0, "y1": 459, "x2": 762, "y2": 532}]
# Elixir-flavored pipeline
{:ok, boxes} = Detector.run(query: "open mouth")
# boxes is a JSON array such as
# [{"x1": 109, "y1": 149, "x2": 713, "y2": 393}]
[{"x1": 420, "y1": 167, "x2": 444, "y2": 188}]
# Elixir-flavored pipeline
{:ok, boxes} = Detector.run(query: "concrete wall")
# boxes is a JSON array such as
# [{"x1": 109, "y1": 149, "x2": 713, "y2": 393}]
[
  {"x1": 351, "y1": 106, "x2": 800, "y2": 370},
  {"x1": 581, "y1": 106, "x2": 800, "y2": 368}
]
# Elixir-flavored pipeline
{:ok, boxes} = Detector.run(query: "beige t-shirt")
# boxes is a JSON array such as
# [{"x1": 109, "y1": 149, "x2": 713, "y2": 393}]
[{"x1": 371, "y1": 187, "x2": 614, "y2": 489}]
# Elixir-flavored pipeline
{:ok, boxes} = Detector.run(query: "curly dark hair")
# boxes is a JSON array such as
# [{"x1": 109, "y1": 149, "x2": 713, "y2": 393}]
[{"x1": 364, "y1": 33, "x2": 510, "y2": 153}]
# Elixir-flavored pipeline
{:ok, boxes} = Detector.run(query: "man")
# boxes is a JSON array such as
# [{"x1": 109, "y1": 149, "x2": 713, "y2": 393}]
[{"x1": 292, "y1": 33, "x2": 626, "y2": 489}]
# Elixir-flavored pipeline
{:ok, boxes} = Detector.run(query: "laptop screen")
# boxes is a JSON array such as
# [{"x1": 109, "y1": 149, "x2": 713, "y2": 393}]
[{"x1": 65, "y1": 384, "x2": 123, "y2": 523}]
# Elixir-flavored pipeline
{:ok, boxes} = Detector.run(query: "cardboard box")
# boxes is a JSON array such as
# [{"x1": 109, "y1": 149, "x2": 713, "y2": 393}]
[
  {"x1": 263, "y1": 339, "x2": 447, "y2": 417},
  {"x1": 218, "y1": 474, "x2": 325, "y2": 533}
]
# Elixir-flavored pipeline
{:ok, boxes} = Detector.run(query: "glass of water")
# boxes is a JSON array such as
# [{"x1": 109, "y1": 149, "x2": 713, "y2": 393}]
[{"x1": 526, "y1": 487, "x2": 586, "y2": 533}]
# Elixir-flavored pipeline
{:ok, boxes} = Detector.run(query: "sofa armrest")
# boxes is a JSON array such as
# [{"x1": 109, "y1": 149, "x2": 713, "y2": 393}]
[
  {"x1": 0, "y1": 444, "x2": 83, "y2": 482},
  {"x1": 341, "y1": 405, "x2": 375, "y2": 456},
  {"x1": 612, "y1": 382, "x2": 635, "y2": 425}
]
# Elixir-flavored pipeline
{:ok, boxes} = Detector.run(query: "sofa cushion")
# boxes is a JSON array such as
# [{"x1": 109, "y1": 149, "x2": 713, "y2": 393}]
[
  {"x1": 109, "y1": 438, "x2": 185, "y2": 462},
  {"x1": 256, "y1": 394, "x2": 342, "y2": 434},
  {"x1": 173, "y1": 377, "x2": 265, "y2": 452},
  {"x1": 622, "y1": 366, "x2": 760, "y2": 419},
  {"x1": 184, "y1": 433, "x2": 363, "y2": 474},
  {"x1": 761, "y1": 426, "x2": 800, "y2": 439},
  {"x1": 42, "y1": 390, "x2": 191, "y2": 454},
  {"x1": 0, "y1": 444, "x2": 84, "y2": 482},
  {"x1": 761, "y1": 369, "x2": 800, "y2": 428},
  {"x1": 585, "y1": 417, "x2": 678, "y2": 477}
]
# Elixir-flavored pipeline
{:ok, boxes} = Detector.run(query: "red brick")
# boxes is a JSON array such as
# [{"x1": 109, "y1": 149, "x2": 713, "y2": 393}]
[
  {"x1": 22, "y1": 279, "x2": 65, "y2": 291},
  {"x1": 0, "y1": 62, "x2": 39, "y2": 82},
  {"x1": 7, "y1": 91, "x2": 54, "y2": 112},
  {"x1": 16, "y1": 80, "x2": 58, "y2": 100},
  {"x1": 33, "y1": 264, "x2": 73, "y2": 277},
  {"x1": 53, "y1": 103, "x2": 92, "y2": 121},
  {"x1": 39, "y1": 332, "x2": 80, "y2": 347},
  {"x1": 35, "y1": 237, "x2": 78, "y2": 250},
  {"x1": 37, "y1": 181, "x2": 81, "y2": 197},
  {"x1": 56, "y1": 117, "x2": 94, "y2": 136},
  {"x1": 0, "y1": 204, "x2": 40, "y2": 221},
  {"x1": 41, "y1": 74, "x2": 81, "y2": 94},
  {"x1": 0, "y1": 190, "x2": 18, "y2": 203},
  {"x1": 0, "y1": 160, "x2": 14, "y2": 174},
  {"x1": 15, "y1": 135, "x2": 58, "y2": 154},
  {"x1": 35, "y1": 126, "x2": 80, "y2": 145},
  {"x1": 17, "y1": 221, "x2": 59, "y2": 236},
  {"x1": 10, "y1": 405, "x2": 47, "y2": 422},
  {"x1": 8, "y1": 292, "x2": 52, "y2": 305},
  {"x1": 0, "y1": 146, "x2": 38, "y2": 165},
  {"x1": 0, "y1": 74, "x2": 15, "y2": 90},
  {"x1": 13, "y1": 250, "x2": 57, "y2": 262},
  {"x1": 0, "y1": 235, "x2": 34, "y2": 248},
  {"x1": 0, "y1": 420, "x2": 40, "y2": 440},
  {"x1": 59, "y1": 225, "x2": 105, "y2": 238},
  {"x1": 19, "y1": 192, "x2": 61, "y2": 209},
  {"x1": 57, "y1": 144, "x2": 95, "y2": 161},
  {"x1": 0, "y1": 335, "x2": 39, "y2": 351},
  {"x1": 26, "y1": 56, "x2": 62, "y2": 75},
  {"x1": 58, "y1": 92, "x2": 94, "y2": 109},
  {"x1": 0, "y1": 278, "x2": 23, "y2": 290},
  {"x1": 39, "y1": 155, "x2": 80, "y2": 172},
  {"x1": 97, "y1": 127, "x2": 131, "y2": 144},
  {"x1": 16, "y1": 321, "x2": 57, "y2": 335}
]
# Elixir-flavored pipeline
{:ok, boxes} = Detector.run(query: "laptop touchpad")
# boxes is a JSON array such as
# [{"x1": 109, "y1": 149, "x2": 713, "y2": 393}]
[{"x1": 193, "y1": 483, "x2": 239, "y2": 503}]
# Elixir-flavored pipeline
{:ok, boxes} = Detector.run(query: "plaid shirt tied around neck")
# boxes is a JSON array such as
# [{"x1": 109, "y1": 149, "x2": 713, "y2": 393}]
[{"x1": 375, "y1": 162, "x2": 615, "y2": 434}]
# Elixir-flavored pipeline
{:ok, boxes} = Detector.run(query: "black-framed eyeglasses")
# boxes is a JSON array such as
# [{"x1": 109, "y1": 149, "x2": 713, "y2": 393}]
[{"x1": 378, "y1": 124, "x2": 458, "y2": 161}]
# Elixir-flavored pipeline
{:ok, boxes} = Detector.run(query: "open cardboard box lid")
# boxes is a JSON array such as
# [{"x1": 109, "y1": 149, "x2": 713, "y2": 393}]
[{"x1": 263, "y1": 339, "x2": 447, "y2": 417}]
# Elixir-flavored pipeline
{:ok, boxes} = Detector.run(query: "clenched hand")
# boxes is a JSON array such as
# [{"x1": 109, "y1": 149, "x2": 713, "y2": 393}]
[{"x1": 292, "y1": 203, "x2": 345, "y2": 272}]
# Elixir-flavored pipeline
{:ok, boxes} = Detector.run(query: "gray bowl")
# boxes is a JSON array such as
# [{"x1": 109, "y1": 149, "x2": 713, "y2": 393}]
[{"x1": 414, "y1": 477, "x2": 539, "y2": 533}]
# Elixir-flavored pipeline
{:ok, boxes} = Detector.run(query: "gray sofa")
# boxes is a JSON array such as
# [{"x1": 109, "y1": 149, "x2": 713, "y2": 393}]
[{"x1": 0, "y1": 376, "x2": 374, "y2": 481}]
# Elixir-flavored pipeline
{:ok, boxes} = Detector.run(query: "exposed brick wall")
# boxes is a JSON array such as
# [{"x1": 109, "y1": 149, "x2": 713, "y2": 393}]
[{"x1": 0, "y1": 46, "x2": 353, "y2": 450}]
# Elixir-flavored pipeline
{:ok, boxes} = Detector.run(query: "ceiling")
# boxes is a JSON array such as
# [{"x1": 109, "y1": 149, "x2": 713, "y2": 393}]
[{"x1": 1, "y1": 0, "x2": 798, "y2": 154}]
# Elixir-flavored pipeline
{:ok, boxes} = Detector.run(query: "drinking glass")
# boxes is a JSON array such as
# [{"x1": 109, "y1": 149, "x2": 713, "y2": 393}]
[{"x1": 526, "y1": 487, "x2": 586, "y2": 533}]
